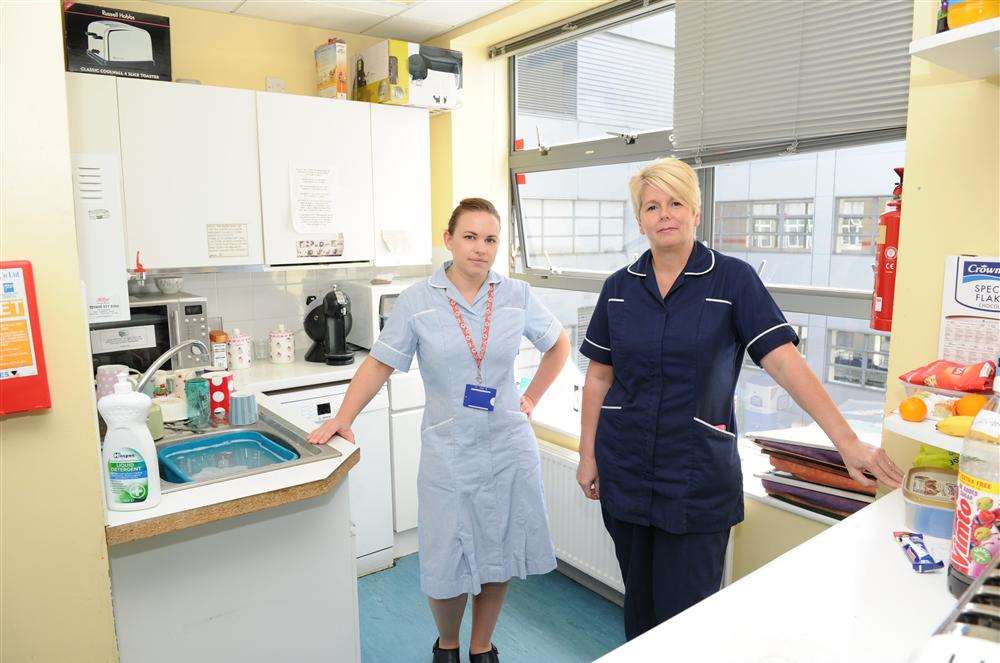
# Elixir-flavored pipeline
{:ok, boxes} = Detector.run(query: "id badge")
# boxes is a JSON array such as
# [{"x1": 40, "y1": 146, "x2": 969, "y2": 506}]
[{"x1": 463, "y1": 384, "x2": 497, "y2": 412}]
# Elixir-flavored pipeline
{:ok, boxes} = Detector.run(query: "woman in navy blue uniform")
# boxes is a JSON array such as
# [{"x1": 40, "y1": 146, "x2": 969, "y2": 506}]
[{"x1": 577, "y1": 158, "x2": 903, "y2": 640}]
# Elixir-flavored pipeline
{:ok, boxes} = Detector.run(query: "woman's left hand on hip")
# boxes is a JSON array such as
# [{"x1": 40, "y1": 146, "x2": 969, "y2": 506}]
[{"x1": 520, "y1": 394, "x2": 536, "y2": 420}]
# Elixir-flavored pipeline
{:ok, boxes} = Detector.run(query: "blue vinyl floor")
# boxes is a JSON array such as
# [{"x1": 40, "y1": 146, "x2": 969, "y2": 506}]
[{"x1": 359, "y1": 554, "x2": 625, "y2": 663}]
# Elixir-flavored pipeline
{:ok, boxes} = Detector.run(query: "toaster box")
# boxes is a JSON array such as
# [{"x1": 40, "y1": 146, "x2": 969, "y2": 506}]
[
  {"x1": 315, "y1": 39, "x2": 349, "y2": 99},
  {"x1": 354, "y1": 39, "x2": 462, "y2": 111},
  {"x1": 63, "y1": 3, "x2": 171, "y2": 81}
]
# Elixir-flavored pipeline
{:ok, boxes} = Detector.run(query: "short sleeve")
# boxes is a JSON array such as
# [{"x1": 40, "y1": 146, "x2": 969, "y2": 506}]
[
  {"x1": 523, "y1": 284, "x2": 561, "y2": 352},
  {"x1": 734, "y1": 264, "x2": 799, "y2": 366},
  {"x1": 579, "y1": 280, "x2": 613, "y2": 366},
  {"x1": 369, "y1": 288, "x2": 417, "y2": 372}
]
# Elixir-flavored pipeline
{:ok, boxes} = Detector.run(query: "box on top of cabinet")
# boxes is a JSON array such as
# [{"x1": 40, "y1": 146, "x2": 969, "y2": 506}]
[
  {"x1": 315, "y1": 39, "x2": 348, "y2": 99},
  {"x1": 354, "y1": 40, "x2": 462, "y2": 112},
  {"x1": 63, "y1": 3, "x2": 171, "y2": 81}
]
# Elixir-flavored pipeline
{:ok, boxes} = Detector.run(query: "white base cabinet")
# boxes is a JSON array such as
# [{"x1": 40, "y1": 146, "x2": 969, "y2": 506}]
[
  {"x1": 109, "y1": 480, "x2": 360, "y2": 663},
  {"x1": 388, "y1": 369, "x2": 425, "y2": 533}
]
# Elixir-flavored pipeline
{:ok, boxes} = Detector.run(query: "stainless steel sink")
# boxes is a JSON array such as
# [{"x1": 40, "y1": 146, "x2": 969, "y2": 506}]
[{"x1": 155, "y1": 409, "x2": 340, "y2": 493}]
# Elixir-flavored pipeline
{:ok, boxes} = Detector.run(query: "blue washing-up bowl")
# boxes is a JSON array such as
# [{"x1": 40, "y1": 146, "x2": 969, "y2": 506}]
[{"x1": 158, "y1": 431, "x2": 299, "y2": 484}]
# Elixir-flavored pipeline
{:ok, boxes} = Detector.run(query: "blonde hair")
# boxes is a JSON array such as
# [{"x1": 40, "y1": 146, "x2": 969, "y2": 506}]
[{"x1": 629, "y1": 158, "x2": 701, "y2": 220}]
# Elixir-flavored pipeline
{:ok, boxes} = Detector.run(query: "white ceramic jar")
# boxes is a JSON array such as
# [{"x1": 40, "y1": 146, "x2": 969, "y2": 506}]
[
  {"x1": 227, "y1": 328, "x2": 252, "y2": 370},
  {"x1": 268, "y1": 324, "x2": 295, "y2": 364}
]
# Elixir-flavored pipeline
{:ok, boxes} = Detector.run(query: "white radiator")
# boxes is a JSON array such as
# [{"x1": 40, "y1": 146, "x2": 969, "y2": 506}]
[{"x1": 538, "y1": 440, "x2": 625, "y2": 594}]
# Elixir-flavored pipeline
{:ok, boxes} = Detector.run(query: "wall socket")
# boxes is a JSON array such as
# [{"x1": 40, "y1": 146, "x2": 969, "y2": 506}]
[{"x1": 265, "y1": 76, "x2": 286, "y2": 93}]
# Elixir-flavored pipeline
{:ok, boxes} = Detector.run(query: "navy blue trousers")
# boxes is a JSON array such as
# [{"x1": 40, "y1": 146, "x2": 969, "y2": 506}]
[{"x1": 602, "y1": 505, "x2": 729, "y2": 640}]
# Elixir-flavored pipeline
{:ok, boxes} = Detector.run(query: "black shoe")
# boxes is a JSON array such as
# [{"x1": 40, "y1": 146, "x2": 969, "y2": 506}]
[
  {"x1": 469, "y1": 644, "x2": 499, "y2": 663},
  {"x1": 432, "y1": 638, "x2": 460, "y2": 663}
]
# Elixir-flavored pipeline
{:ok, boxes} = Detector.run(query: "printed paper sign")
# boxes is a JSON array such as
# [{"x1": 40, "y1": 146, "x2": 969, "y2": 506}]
[
  {"x1": 296, "y1": 236, "x2": 344, "y2": 258},
  {"x1": 0, "y1": 267, "x2": 39, "y2": 380},
  {"x1": 290, "y1": 165, "x2": 336, "y2": 234},
  {"x1": 206, "y1": 223, "x2": 249, "y2": 258},
  {"x1": 939, "y1": 256, "x2": 1000, "y2": 363}
]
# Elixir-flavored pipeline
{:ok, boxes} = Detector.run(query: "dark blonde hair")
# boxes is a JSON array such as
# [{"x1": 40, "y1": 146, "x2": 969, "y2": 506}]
[{"x1": 447, "y1": 198, "x2": 501, "y2": 235}]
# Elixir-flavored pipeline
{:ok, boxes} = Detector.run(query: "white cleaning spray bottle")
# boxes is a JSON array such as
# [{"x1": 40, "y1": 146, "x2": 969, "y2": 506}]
[{"x1": 98, "y1": 373, "x2": 161, "y2": 511}]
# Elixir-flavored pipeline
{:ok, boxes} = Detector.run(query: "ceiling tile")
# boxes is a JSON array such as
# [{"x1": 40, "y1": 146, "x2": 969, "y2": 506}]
[
  {"x1": 236, "y1": 1, "x2": 387, "y2": 32},
  {"x1": 398, "y1": 0, "x2": 514, "y2": 26},
  {"x1": 326, "y1": 1, "x2": 413, "y2": 18},
  {"x1": 362, "y1": 15, "x2": 451, "y2": 42},
  {"x1": 154, "y1": 0, "x2": 244, "y2": 13}
]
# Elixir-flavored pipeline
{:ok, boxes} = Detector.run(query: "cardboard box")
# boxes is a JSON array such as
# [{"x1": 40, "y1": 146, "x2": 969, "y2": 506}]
[
  {"x1": 354, "y1": 40, "x2": 462, "y2": 111},
  {"x1": 316, "y1": 39, "x2": 348, "y2": 99},
  {"x1": 63, "y1": 3, "x2": 171, "y2": 81}
]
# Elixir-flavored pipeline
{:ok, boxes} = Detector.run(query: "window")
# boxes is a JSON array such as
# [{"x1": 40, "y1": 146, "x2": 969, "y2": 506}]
[
  {"x1": 827, "y1": 330, "x2": 891, "y2": 391},
  {"x1": 513, "y1": 9, "x2": 675, "y2": 150},
  {"x1": 714, "y1": 200, "x2": 814, "y2": 254},
  {"x1": 834, "y1": 196, "x2": 891, "y2": 254},
  {"x1": 711, "y1": 141, "x2": 906, "y2": 290},
  {"x1": 521, "y1": 198, "x2": 626, "y2": 258},
  {"x1": 503, "y1": 3, "x2": 906, "y2": 442}
]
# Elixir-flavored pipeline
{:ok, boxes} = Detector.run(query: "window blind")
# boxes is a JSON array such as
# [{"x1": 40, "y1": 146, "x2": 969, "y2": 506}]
[{"x1": 673, "y1": 0, "x2": 912, "y2": 160}]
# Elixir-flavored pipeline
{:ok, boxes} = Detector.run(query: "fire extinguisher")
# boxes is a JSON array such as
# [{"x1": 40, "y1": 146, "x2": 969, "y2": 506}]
[{"x1": 871, "y1": 167, "x2": 903, "y2": 332}]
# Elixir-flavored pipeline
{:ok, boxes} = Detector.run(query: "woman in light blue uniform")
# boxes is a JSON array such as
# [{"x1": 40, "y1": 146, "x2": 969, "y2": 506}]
[{"x1": 309, "y1": 198, "x2": 570, "y2": 663}]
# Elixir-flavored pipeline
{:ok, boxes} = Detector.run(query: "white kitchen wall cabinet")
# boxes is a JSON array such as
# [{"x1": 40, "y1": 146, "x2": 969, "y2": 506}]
[
  {"x1": 371, "y1": 105, "x2": 432, "y2": 267},
  {"x1": 65, "y1": 73, "x2": 131, "y2": 323},
  {"x1": 116, "y1": 79, "x2": 264, "y2": 270},
  {"x1": 256, "y1": 92, "x2": 375, "y2": 266}
]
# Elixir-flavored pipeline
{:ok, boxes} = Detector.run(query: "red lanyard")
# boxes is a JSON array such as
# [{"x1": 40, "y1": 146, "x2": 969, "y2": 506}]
[{"x1": 448, "y1": 283, "x2": 495, "y2": 385}]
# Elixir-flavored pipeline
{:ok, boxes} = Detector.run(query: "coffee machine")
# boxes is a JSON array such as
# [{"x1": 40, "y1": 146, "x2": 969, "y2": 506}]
[{"x1": 304, "y1": 285, "x2": 354, "y2": 365}]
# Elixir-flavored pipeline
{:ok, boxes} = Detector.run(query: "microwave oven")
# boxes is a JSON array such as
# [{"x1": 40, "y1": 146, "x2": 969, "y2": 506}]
[
  {"x1": 89, "y1": 291, "x2": 211, "y2": 374},
  {"x1": 337, "y1": 278, "x2": 423, "y2": 350}
]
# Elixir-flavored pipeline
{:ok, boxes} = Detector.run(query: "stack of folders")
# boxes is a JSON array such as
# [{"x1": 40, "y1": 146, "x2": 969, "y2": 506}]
[{"x1": 748, "y1": 424, "x2": 878, "y2": 520}]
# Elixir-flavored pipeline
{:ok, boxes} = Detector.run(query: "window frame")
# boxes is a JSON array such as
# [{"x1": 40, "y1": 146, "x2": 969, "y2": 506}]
[
  {"x1": 506, "y1": 6, "x2": 903, "y2": 322},
  {"x1": 825, "y1": 329, "x2": 891, "y2": 391}
]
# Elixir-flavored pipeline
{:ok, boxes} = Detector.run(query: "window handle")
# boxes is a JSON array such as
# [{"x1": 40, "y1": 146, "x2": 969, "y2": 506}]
[
  {"x1": 536, "y1": 126, "x2": 549, "y2": 156},
  {"x1": 756, "y1": 259, "x2": 767, "y2": 277}
]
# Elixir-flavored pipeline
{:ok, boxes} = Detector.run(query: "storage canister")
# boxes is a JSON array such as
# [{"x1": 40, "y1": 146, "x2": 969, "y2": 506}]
[
  {"x1": 268, "y1": 323, "x2": 295, "y2": 364},
  {"x1": 904, "y1": 466, "x2": 958, "y2": 539},
  {"x1": 227, "y1": 328, "x2": 252, "y2": 370}
]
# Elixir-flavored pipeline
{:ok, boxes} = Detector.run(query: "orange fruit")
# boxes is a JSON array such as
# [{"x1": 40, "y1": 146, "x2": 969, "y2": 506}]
[
  {"x1": 899, "y1": 396, "x2": 928, "y2": 422},
  {"x1": 955, "y1": 394, "x2": 989, "y2": 417}
]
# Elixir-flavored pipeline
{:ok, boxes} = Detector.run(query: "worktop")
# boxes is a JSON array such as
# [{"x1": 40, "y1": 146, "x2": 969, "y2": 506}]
[
  {"x1": 597, "y1": 491, "x2": 959, "y2": 663},
  {"x1": 232, "y1": 349, "x2": 369, "y2": 392}
]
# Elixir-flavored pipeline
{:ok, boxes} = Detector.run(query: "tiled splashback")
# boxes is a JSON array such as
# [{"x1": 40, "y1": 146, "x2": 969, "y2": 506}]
[{"x1": 179, "y1": 265, "x2": 432, "y2": 352}]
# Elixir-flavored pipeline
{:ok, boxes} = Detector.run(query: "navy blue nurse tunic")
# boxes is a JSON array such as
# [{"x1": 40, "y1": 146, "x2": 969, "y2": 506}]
[{"x1": 579, "y1": 241, "x2": 799, "y2": 535}]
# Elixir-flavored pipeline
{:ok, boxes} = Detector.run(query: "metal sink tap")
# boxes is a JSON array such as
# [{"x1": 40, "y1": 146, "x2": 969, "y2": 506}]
[{"x1": 135, "y1": 339, "x2": 210, "y2": 394}]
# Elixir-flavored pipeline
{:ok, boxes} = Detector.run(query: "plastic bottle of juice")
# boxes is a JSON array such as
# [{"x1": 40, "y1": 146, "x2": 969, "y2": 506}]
[
  {"x1": 947, "y1": 0, "x2": 1000, "y2": 30},
  {"x1": 947, "y1": 379, "x2": 1000, "y2": 597}
]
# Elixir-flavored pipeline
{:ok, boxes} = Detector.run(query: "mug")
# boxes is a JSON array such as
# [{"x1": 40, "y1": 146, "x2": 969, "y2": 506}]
[
  {"x1": 171, "y1": 368, "x2": 197, "y2": 399},
  {"x1": 151, "y1": 369, "x2": 173, "y2": 397},
  {"x1": 185, "y1": 377, "x2": 211, "y2": 428},
  {"x1": 229, "y1": 392, "x2": 258, "y2": 426},
  {"x1": 202, "y1": 371, "x2": 235, "y2": 421},
  {"x1": 95, "y1": 365, "x2": 140, "y2": 399}
]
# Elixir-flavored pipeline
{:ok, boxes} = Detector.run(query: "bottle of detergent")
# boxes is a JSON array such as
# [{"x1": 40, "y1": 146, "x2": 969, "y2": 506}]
[
  {"x1": 99, "y1": 373, "x2": 161, "y2": 511},
  {"x1": 948, "y1": 379, "x2": 1000, "y2": 597}
]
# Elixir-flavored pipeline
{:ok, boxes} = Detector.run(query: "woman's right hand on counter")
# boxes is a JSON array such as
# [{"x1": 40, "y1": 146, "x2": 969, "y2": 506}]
[
  {"x1": 577, "y1": 455, "x2": 600, "y2": 500},
  {"x1": 307, "y1": 418, "x2": 355, "y2": 445}
]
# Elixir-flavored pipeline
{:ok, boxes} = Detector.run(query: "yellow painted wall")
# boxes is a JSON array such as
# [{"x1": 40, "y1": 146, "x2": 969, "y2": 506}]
[
  {"x1": 732, "y1": 500, "x2": 829, "y2": 580},
  {"x1": 97, "y1": 0, "x2": 381, "y2": 95},
  {"x1": 1, "y1": 2, "x2": 119, "y2": 661},
  {"x1": 882, "y1": 2, "x2": 1000, "y2": 469}
]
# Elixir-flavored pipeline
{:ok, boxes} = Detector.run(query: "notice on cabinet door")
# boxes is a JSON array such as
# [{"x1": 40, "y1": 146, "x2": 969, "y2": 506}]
[
  {"x1": 290, "y1": 165, "x2": 336, "y2": 234},
  {"x1": 207, "y1": 223, "x2": 249, "y2": 258}
]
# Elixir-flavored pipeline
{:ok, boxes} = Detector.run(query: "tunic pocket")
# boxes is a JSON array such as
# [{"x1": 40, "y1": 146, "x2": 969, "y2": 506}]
[
  {"x1": 688, "y1": 416, "x2": 742, "y2": 514},
  {"x1": 697, "y1": 298, "x2": 737, "y2": 372}
]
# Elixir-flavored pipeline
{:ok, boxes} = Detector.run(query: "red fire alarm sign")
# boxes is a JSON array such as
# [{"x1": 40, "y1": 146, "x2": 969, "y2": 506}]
[{"x1": 0, "y1": 261, "x2": 51, "y2": 415}]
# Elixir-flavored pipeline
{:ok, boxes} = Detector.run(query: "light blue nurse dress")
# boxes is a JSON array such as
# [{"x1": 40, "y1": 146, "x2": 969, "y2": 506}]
[{"x1": 369, "y1": 263, "x2": 561, "y2": 599}]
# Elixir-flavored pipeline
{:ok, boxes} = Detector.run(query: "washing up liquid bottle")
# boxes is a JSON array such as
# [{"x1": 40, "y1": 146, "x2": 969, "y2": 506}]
[
  {"x1": 99, "y1": 373, "x2": 161, "y2": 511},
  {"x1": 948, "y1": 379, "x2": 1000, "y2": 597}
]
